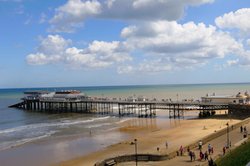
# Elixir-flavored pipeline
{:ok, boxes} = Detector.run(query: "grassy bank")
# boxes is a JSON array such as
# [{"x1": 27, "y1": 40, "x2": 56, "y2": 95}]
[{"x1": 216, "y1": 140, "x2": 250, "y2": 166}]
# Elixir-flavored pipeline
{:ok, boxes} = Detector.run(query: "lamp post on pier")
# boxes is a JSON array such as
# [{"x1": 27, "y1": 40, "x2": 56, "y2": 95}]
[{"x1": 134, "y1": 138, "x2": 138, "y2": 166}]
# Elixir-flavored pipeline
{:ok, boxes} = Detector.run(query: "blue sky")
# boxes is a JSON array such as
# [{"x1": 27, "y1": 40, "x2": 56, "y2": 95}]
[{"x1": 1, "y1": 0, "x2": 250, "y2": 88}]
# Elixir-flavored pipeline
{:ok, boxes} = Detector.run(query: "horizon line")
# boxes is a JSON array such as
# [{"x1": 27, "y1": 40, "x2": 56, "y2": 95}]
[{"x1": 1, "y1": 81, "x2": 250, "y2": 90}]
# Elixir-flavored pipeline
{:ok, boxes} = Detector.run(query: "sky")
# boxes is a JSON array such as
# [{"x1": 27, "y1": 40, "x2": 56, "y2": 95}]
[{"x1": 1, "y1": 0, "x2": 250, "y2": 88}]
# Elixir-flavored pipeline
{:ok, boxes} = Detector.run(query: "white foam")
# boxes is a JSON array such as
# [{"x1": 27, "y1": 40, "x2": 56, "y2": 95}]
[
  {"x1": 115, "y1": 118, "x2": 131, "y2": 124},
  {"x1": 0, "y1": 116, "x2": 111, "y2": 135},
  {"x1": 0, "y1": 130, "x2": 57, "y2": 151},
  {"x1": 86, "y1": 122, "x2": 111, "y2": 129}
]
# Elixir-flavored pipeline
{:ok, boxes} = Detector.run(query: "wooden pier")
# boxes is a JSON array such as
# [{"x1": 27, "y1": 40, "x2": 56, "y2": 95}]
[{"x1": 9, "y1": 98, "x2": 228, "y2": 118}]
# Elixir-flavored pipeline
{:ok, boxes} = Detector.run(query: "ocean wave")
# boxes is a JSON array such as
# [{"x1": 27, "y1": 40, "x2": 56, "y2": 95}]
[
  {"x1": 0, "y1": 116, "x2": 111, "y2": 135},
  {"x1": 0, "y1": 130, "x2": 57, "y2": 151},
  {"x1": 86, "y1": 122, "x2": 111, "y2": 129},
  {"x1": 115, "y1": 118, "x2": 131, "y2": 124}
]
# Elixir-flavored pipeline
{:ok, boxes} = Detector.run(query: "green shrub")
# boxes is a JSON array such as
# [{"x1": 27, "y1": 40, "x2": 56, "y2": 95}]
[{"x1": 216, "y1": 141, "x2": 250, "y2": 166}]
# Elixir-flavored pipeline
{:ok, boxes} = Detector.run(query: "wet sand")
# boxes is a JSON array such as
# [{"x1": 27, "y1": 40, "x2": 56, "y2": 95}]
[{"x1": 59, "y1": 115, "x2": 241, "y2": 166}]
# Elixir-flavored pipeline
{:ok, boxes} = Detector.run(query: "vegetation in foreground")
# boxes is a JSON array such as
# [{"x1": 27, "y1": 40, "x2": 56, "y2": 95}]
[{"x1": 216, "y1": 140, "x2": 250, "y2": 166}]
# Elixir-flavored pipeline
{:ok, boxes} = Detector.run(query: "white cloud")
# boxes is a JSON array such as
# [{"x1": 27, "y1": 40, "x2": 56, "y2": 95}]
[
  {"x1": 39, "y1": 13, "x2": 47, "y2": 24},
  {"x1": 64, "y1": 47, "x2": 112, "y2": 68},
  {"x1": 137, "y1": 59, "x2": 172, "y2": 72},
  {"x1": 120, "y1": 21, "x2": 243, "y2": 71},
  {"x1": 235, "y1": 50, "x2": 250, "y2": 67},
  {"x1": 117, "y1": 65, "x2": 134, "y2": 74},
  {"x1": 28, "y1": 18, "x2": 246, "y2": 73},
  {"x1": 214, "y1": 8, "x2": 250, "y2": 68},
  {"x1": 24, "y1": 15, "x2": 32, "y2": 25},
  {"x1": 215, "y1": 8, "x2": 250, "y2": 34},
  {"x1": 49, "y1": 0, "x2": 101, "y2": 32},
  {"x1": 226, "y1": 59, "x2": 239, "y2": 67},
  {"x1": 37, "y1": 35, "x2": 71, "y2": 55},
  {"x1": 104, "y1": 0, "x2": 214, "y2": 21},
  {"x1": 26, "y1": 35, "x2": 131, "y2": 69},
  {"x1": 49, "y1": 0, "x2": 213, "y2": 32},
  {"x1": 117, "y1": 59, "x2": 173, "y2": 74},
  {"x1": 247, "y1": 39, "x2": 250, "y2": 46},
  {"x1": 26, "y1": 53, "x2": 48, "y2": 65}
]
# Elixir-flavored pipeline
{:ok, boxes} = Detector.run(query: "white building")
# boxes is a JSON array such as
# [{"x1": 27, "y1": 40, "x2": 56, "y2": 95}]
[
  {"x1": 52, "y1": 90, "x2": 87, "y2": 101},
  {"x1": 201, "y1": 92, "x2": 250, "y2": 104},
  {"x1": 24, "y1": 91, "x2": 50, "y2": 100},
  {"x1": 126, "y1": 95, "x2": 146, "y2": 102},
  {"x1": 24, "y1": 90, "x2": 87, "y2": 101}
]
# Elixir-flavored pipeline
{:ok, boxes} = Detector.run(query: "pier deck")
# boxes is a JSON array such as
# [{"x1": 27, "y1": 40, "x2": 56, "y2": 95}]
[{"x1": 10, "y1": 98, "x2": 228, "y2": 118}]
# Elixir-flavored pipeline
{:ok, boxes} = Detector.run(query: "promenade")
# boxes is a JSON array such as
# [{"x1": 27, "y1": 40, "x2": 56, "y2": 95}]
[
  {"x1": 59, "y1": 117, "x2": 241, "y2": 166},
  {"x1": 119, "y1": 118, "x2": 250, "y2": 166}
]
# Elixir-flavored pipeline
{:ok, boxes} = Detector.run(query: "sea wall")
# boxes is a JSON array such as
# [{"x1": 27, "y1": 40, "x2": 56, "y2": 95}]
[{"x1": 95, "y1": 154, "x2": 168, "y2": 166}]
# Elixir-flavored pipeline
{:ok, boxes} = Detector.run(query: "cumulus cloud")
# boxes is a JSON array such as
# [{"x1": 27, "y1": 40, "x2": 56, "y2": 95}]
[
  {"x1": 30, "y1": 4, "x2": 250, "y2": 73},
  {"x1": 49, "y1": 0, "x2": 102, "y2": 32},
  {"x1": 214, "y1": 8, "x2": 250, "y2": 68},
  {"x1": 120, "y1": 21, "x2": 243, "y2": 71},
  {"x1": 117, "y1": 59, "x2": 172, "y2": 74},
  {"x1": 26, "y1": 35, "x2": 132, "y2": 68},
  {"x1": 27, "y1": 35, "x2": 71, "y2": 65},
  {"x1": 215, "y1": 8, "x2": 250, "y2": 34},
  {"x1": 28, "y1": 19, "x2": 247, "y2": 73},
  {"x1": 49, "y1": 0, "x2": 213, "y2": 32},
  {"x1": 235, "y1": 50, "x2": 250, "y2": 67},
  {"x1": 102, "y1": 0, "x2": 213, "y2": 20},
  {"x1": 38, "y1": 35, "x2": 71, "y2": 55}
]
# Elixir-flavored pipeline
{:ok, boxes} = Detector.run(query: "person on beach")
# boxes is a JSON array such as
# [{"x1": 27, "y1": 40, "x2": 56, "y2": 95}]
[
  {"x1": 192, "y1": 151, "x2": 196, "y2": 161},
  {"x1": 223, "y1": 146, "x2": 226, "y2": 155},
  {"x1": 240, "y1": 125, "x2": 243, "y2": 133},
  {"x1": 208, "y1": 143, "x2": 212, "y2": 154},
  {"x1": 243, "y1": 129, "x2": 248, "y2": 138},
  {"x1": 198, "y1": 140, "x2": 203, "y2": 150},
  {"x1": 179, "y1": 145, "x2": 183, "y2": 156},
  {"x1": 187, "y1": 146, "x2": 190, "y2": 153},
  {"x1": 204, "y1": 151, "x2": 208, "y2": 161},
  {"x1": 165, "y1": 141, "x2": 168, "y2": 149},
  {"x1": 157, "y1": 147, "x2": 160, "y2": 152},
  {"x1": 189, "y1": 150, "x2": 193, "y2": 161},
  {"x1": 208, "y1": 157, "x2": 216, "y2": 166},
  {"x1": 199, "y1": 151, "x2": 204, "y2": 161}
]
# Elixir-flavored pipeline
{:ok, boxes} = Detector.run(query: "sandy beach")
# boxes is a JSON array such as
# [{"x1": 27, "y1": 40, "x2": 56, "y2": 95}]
[{"x1": 58, "y1": 115, "x2": 241, "y2": 166}]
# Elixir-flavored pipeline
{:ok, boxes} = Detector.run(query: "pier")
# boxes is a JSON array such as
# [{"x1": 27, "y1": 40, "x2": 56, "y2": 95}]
[{"x1": 9, "y1": 92, "x2": 228, "y2": 118}]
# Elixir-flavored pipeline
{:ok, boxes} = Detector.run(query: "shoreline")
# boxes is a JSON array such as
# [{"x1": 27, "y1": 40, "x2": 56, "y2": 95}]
[{"x1": 58, "y1": 115, "x2": 241, "y2": 166}]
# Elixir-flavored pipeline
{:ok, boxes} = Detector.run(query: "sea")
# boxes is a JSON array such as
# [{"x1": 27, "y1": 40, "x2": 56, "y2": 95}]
[{"x1": 0, "y1": 83, "x2": 250, "y2": 166}]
